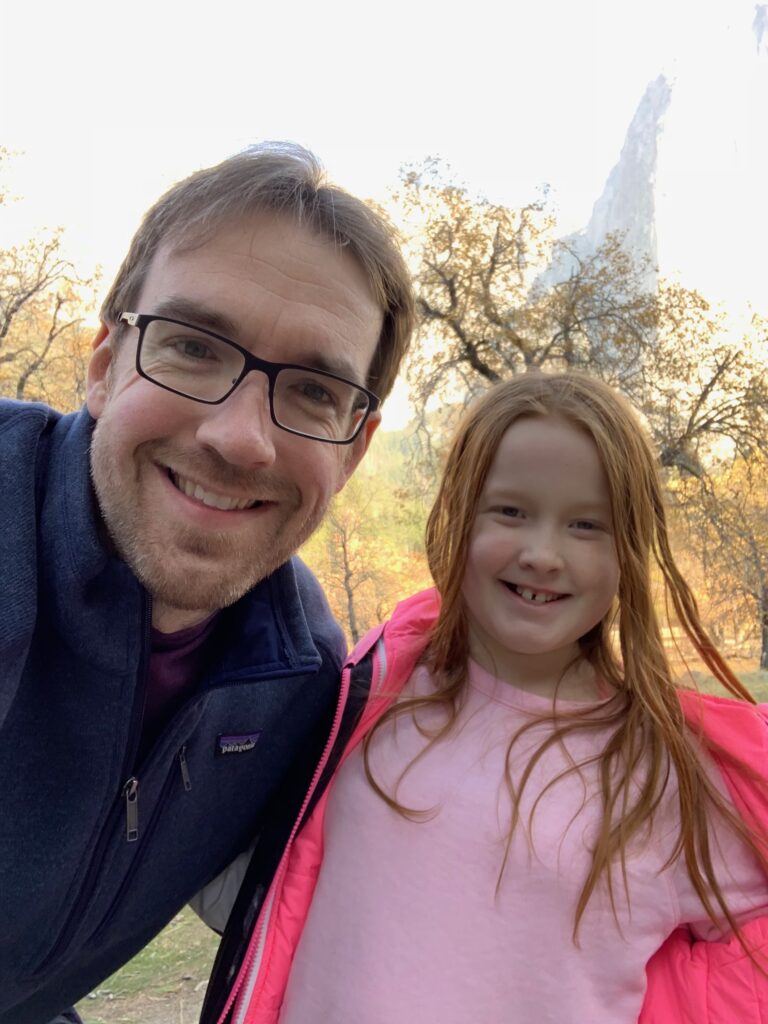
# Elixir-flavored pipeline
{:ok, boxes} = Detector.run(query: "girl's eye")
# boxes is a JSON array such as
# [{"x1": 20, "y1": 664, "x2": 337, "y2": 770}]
[
  {"x1": 572, "y1": 520, "x2": 599, "y2": 531},
  {"x1": 499, "y1": 506, "x2": 523, "y2": 518}
]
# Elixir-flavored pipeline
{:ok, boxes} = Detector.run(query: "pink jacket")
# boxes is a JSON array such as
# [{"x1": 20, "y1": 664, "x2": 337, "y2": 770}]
[{"x1": 218, "y1": 589, "x2": 768, "y2": 1024}]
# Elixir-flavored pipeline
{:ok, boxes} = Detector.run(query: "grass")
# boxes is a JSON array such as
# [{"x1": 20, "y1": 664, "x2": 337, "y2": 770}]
[
  {"x1": 76, "y1": 911, "x2": 219, "y2": 1024},
  {"x1": 696, "y1": 670, "x2": 768, "y2": 701},
  {"x1": 681, "y1": 662, "x2": 768, "y2": 702}
]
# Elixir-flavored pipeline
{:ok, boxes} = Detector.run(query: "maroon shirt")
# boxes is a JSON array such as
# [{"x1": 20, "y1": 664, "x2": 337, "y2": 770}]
[{"x1": 139, "y1": 613, "x2": 218, "y2": 760}]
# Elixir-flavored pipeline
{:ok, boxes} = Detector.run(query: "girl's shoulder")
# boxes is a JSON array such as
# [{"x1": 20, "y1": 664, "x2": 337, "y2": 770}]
[
  {"x1": 679, "y1": 689, "x2": 768, "y2": 856},
  {"x1": 678, "y1": 689, "x2": 768, "y2": 760},
  {"x1": 347, "y1": 588, "x2": 439, "y2": 673}
]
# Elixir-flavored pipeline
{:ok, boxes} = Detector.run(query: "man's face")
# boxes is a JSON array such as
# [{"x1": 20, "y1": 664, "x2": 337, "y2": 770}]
[{"x1": 87, "y1": 213, "x2": 383, "y2": 629}]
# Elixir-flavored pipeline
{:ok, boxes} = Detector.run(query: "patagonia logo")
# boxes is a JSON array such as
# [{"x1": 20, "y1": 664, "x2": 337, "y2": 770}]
[{"x1": 216, "y1": 732, "x2": 262, "y2": 755}]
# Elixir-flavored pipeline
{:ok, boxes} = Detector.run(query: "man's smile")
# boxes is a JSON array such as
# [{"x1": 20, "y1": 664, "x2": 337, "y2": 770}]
[{"x1": 167, "y1": 468, "x2": 266, "y2": 512}]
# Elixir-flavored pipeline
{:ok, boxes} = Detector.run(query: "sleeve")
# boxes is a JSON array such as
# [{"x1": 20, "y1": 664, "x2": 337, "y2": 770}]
[
  {"x1": 0, "y1": 404, "x2": 51, "y2": 730},
  {"x1": 672, "y1": 792, "x2": 768, "y2": 941},
  {"x1": 189, "y1": 841, "x2": 256, "y2": 934}
]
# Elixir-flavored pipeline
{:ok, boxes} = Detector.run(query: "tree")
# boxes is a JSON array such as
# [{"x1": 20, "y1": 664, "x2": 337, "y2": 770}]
[
  {"x1": 636, "y1": 284, "x2": 768, "y2": 476},
  {"x1": 301, "y1": 434, "x2": 432, "y2": 644},
  {"x1": 0, "y1": 151, "x2": 95, "y2": 410},
  {"x1": 394, "y1": 160, "x2": 659, "y2": 415},
  {"x1": 672, "y1": 457, "x2": 768, "y2": 669},
  {"x1": 396, "y1": 161, "x2": 768, "y2": 471}
]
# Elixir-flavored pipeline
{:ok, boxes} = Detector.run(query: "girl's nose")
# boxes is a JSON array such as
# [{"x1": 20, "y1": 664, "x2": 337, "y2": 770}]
[{"x1": 517, "y1": 531, "x2": 564, "y2": 573}]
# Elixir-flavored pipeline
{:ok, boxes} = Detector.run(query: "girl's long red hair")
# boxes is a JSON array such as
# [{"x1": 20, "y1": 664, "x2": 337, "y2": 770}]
[{"x1": 364, "y1": 371, "x2": 765, "y2": 940}]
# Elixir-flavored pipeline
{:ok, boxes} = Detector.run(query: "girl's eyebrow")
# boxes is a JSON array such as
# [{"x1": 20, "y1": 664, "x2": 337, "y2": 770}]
[
  {"x1": 484, "y1": 488, "x2": 610, "y2": 515},
  {"x1": 566, "y1": 503, "x2": 612, "y2": 516}
]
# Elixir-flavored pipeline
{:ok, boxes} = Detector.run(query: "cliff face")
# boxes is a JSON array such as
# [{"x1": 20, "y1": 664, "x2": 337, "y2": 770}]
[
  {"x1": 539, "y1": 75, "x2": 671, "y2": 294},
  {"x1": 583, "y1": 75, "x2": 671, "y2": 285},
  {"x1": 754, "y1": 4, "x2": 768, "y2": 55}
]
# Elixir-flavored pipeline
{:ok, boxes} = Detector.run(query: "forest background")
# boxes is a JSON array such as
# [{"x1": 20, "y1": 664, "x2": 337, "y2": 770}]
[
  {"x1": 2, "y1": 141, "x2": 768, "y2": 662},
  {"x1": 6, "y1": 143, "x2": 765, "y2": 668},
  {"x1": 2, "y1": 136, "x2": 767, "y2": 1021}
]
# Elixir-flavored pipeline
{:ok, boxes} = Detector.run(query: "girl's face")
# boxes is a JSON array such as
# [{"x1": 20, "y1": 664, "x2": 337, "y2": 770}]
[{"x1": 461, "y1": 415, "x2": 620, "y2": 692}]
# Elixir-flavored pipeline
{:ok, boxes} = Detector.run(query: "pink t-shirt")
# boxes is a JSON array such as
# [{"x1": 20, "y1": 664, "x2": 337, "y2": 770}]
[{"x1": 278, "y1": 662, "x2": 768, "y2": 1024}]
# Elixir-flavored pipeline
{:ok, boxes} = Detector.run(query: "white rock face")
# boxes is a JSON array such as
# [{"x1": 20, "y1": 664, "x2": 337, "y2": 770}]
[
  {"x1": 584, "y1": 75, "x2": 671, "y2": 283},
  {"x1": 540, "y1": 75, "x2": 671, "y2": 294},
  {"x1": 754, "y1": 4, "x2": 768, "y2": 55}
]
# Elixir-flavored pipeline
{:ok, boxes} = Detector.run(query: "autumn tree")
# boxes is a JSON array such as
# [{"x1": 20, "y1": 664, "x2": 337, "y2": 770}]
[
  {"x1": 671, "y1": 456, "x2": 768, "y2": 669},
  {"x1": 301, "y1": 432, "x2": 432, "y2": 644},
  {"x1": 395, "y1": 161, "x2": 768, "y2": 468},
  {"x1": 635, "y1": 284, "x2": 768, "y2": 476},
  {"x1": 393, "y1": 159, "x2": 659, "y2": 416},
  {"x1": 0, "y1": 150, "x2": 96, "y2": 410}
]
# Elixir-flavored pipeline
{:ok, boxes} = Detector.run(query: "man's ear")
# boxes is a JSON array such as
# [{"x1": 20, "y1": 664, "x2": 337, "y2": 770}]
[
  {"x1": 86, "y1": 322, "x2": 115, "y2": 419},
  {"x1": 335, "y1": 411, "x2": 381, "y2": 494}
]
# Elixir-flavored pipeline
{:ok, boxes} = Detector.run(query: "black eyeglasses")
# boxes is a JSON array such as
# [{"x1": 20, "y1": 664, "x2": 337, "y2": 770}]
[{"x1": 118, "y1": 312, "x2": 380, "y2": 445}]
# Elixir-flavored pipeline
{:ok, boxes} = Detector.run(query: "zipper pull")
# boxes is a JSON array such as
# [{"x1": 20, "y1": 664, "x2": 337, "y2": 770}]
[
  {"x1": 124, "y1": 777, "x2": 139, "y2": 842},
  {"x1": 179, "y1": 746, "x2": 192, "y2": 792}
]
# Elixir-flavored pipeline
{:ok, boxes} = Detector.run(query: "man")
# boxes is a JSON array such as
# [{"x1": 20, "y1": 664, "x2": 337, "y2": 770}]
[{"x1": 0, "y1": 142, "x2": 414, "y2": 1024}]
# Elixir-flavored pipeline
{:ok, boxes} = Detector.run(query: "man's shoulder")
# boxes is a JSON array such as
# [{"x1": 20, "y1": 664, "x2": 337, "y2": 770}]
[
  {"x1": 0, "y1": 401, "x2": 60, "y2": 493},
  {"x1": 0, "y1": 398, "x2": 61, "y2": 438},
  {"x1": 0, "y1": 401, "x2": 87, "y2": 490},
  {"x1": 269, "y1": 556, "x2": 347, "y2": 665}
]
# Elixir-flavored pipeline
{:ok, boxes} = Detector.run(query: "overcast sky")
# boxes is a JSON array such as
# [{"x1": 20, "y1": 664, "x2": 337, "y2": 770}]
[{"x1": 2, "y1": 0, "x2": 765, "y2": 328}]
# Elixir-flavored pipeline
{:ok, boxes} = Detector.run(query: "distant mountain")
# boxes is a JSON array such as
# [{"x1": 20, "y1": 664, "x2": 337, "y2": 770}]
[{"x1": 539, "y1": 75, "x2": 671, "y2": 294}]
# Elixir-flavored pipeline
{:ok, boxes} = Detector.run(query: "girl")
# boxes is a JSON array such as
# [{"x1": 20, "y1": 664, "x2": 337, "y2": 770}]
[{"x1": 210, "y1": 372, "x2": 768, "y2": 1024}]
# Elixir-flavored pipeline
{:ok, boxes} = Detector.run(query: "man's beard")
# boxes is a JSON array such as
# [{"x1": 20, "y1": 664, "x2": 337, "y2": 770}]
[{"x1": 90, "y1": 425, "x2": 326, "y2": 613}]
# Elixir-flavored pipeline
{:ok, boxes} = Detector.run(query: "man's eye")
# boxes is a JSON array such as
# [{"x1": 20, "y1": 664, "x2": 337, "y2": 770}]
[
  {"x1": 297, "y1": 380, "x2": 336, "y2": 405},
  {"x1": 177, "y1": 338, "x2": 213, "y2": 360}
]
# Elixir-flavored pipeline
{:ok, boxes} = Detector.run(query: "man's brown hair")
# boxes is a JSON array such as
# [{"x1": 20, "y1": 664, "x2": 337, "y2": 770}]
[{"x1": 100, "y1": 142, "x2": 415, "y2": 401}]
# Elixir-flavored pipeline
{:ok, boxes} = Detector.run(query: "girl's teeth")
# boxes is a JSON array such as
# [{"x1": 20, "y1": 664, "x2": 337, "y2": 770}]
[{"x1": 517, "y1": 586, "x2": 559, "y2": 604}]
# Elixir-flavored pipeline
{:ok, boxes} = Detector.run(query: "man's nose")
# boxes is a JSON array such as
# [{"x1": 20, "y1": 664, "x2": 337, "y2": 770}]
[{"x1": 194, "y1": 374, "x2": 277, "y2": 467}]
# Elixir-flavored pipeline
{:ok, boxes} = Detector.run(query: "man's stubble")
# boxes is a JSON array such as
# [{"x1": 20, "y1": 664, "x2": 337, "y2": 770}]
[{"x1": 89, "y1": 418, "x2": 329, "y2": 614}]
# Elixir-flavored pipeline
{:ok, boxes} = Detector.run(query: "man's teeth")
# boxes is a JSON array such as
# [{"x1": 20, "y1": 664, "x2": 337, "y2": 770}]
[
  {"x1": 514, "y1": 585, "x2": 561, "y2": 604},
  {"x1": 171, "y1": 472, "x2": 260, "y2": 511}
]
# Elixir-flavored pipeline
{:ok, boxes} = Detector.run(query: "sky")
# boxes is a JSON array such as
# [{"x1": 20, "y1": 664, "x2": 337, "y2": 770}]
[{"x1": 1, "y1": 0, "x2": 765, "y2": 424}]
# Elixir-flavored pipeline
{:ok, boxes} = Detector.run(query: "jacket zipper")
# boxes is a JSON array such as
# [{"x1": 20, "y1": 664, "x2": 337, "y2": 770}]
[
  {"x1": 122, "y1": 743, "x2": 190, "y2": 845},
  {"x1": 124, "y1": 777, "x2": 139, "y2": 842},
  {"x1": 33, "y1": 595, "x2": 153, "y2": 974},
  {"x1": 217, "y1": 662, "x2": 356, "y2": 1024},
  {"x1": 179, "y1": 744, "x2": 192, "y2": 791},
  {"x1": 90, "y1": 747, "x2": 192, "y2": 944},
  {"x1": 34, "y1": 772, "x2": 137, "y2": 974}
]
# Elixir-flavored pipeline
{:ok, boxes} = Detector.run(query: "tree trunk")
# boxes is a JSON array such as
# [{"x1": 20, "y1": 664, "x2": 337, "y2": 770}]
[
  {"x1": 761, "y1": 583, "x2": 768, "y2": 671},
  {"x1": 339, "y1": 535, "x2": 360, "y2": 645}
]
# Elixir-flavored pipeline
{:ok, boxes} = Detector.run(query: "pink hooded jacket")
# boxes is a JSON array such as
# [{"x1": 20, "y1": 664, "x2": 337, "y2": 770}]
[{"x1": 217, "y1": 589, "x2": 768, "y2": 1024}]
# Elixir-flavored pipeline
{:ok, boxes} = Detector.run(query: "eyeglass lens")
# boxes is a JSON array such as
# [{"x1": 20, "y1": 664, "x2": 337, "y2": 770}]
[{"x1": 139, "y1": 319, "x2": 370, "y2": 442}]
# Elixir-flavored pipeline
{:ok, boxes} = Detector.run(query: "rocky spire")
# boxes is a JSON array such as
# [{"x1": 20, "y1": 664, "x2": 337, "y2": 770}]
[
  {"x1": 539, "y1": 75, "x2": 671, "y2": 293},
  {"x1": 754, "y1": 4, "x2": 768, "y2": 55},
  {"x1": 582, "y1": 75, "x2": 671, "y2": 285}
]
